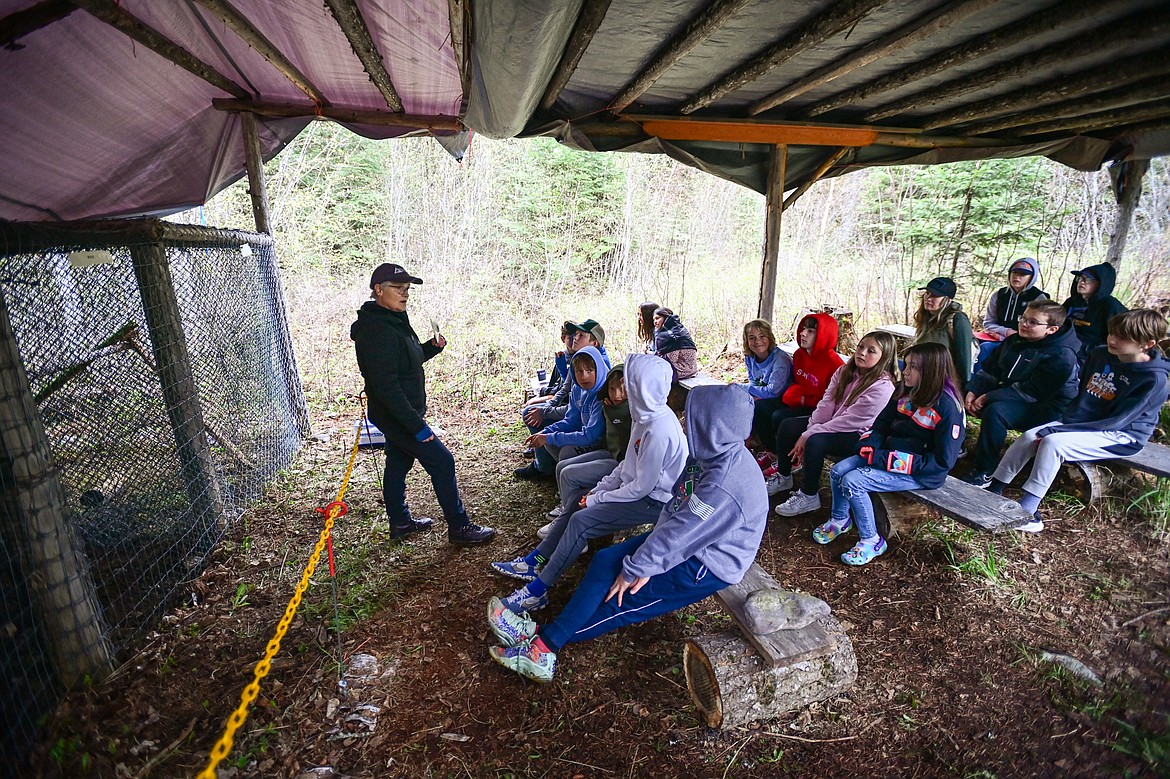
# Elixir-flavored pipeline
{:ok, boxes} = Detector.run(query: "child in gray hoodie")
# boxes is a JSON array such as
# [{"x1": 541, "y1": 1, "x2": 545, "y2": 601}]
[{"x1": 485, "y1": 384, "x2": 769, "y2": 683}]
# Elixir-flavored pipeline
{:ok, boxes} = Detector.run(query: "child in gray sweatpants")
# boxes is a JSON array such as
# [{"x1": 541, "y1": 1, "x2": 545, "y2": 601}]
[{"x1": 989, "y1": 309, "x2": 1169, "y2": 533}]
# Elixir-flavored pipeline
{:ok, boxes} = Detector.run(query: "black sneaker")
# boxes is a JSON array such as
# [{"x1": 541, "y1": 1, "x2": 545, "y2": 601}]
[
  {"x1": 522, "y1": 447, "x2": 536, "y2": 459},
  {"x1": 449, "y1": 522, "x2": 496, "y2": 546},
  {"x1": 513, "y1": 463, "x2": 551, "y2": 482},
  {"x1": 964, "y1": 471, "x2": 992, "y2": 489},
  {"x1": 390, "y1": 517, "x2": 434, "y2": 540}
]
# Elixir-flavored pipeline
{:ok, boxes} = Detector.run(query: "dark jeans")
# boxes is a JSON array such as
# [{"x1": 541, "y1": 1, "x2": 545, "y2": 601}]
[
  {"x1": 383, "y1": 430, "x2": 469, "y2": 529},
  {"x1": 775, "y1": 419, "x2": 861, "y2": 495},
  {"x1": 751, "y1": 396, "x2": 786, "y2": 448},
  {"x1": 973, "y1": 399, "x2": 1060, "y2": 475},
  {"x1": 769, "y1": 406, "x2": 813, "y2": 460}
]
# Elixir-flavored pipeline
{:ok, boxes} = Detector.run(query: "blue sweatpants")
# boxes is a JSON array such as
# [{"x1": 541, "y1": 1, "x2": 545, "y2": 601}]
[{"x1": 539, "y1": 533, "x2": 729, "y2": 652}]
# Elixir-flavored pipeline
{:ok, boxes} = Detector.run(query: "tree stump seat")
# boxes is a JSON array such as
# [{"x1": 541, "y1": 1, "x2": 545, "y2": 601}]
[{"x1": 1063, "y1": 442, "x2": 1170, "y2": 504}]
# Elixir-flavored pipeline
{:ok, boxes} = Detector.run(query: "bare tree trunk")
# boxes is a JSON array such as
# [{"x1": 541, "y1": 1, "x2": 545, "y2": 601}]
[{"x1": 1105, "y1": 159, "x2": 1150, "y2": 270}]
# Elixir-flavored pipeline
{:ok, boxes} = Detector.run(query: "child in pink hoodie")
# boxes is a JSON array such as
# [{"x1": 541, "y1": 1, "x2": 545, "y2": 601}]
[{"x1": 771, "y1": 331, "x2": 899, "y2": 516}]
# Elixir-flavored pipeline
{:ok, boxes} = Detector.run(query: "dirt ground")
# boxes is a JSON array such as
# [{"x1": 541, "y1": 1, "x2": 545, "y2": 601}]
[{"x1": 27, "y1": 376, "x2": 1170, "y2": 778}]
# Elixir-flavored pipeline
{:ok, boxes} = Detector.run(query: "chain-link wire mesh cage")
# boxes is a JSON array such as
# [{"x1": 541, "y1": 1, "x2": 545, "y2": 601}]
[{"x1": 0, "y1": 220, "x2": 308, "y2": 764}]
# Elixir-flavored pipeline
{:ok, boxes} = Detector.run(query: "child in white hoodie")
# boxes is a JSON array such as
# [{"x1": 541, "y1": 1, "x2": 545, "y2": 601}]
[{"x1": 489, "y1": 354, "x2": 688, "y2": 614}]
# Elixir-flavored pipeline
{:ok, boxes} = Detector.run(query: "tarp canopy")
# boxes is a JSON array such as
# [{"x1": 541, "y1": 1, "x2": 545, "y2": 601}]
[{"x1": 3, "y1": 0, "x2": 1170, "y2": 222}]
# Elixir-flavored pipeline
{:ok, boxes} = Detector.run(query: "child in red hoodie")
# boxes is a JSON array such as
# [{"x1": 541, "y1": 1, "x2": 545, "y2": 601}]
[{"x1": 763, "y1": 312, "x2": 844, "y2": 494}]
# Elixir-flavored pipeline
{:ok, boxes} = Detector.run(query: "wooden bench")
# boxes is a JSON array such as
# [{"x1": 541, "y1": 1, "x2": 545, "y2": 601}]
[
  {"x1": 1064, "y1": 441, "x2": 1170, "y2": 503},
  {"x1": 668, "y1": 372, "x2": 725, "y2": 413},
  {"x1": 874, "y1": 323, "x2": 916, "y2": 345},
  {"x1": 868, "y1": 474, "x2": 1035, "y2": 538}
]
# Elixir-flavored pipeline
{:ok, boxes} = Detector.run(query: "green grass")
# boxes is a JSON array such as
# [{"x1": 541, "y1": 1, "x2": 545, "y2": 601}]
[
  {"x1": 926, "y1": 525, "x2": 1014, "y2": 587},
  {"x1": 1126, "y1": 478, "x2": 1170, "y2": 543}
]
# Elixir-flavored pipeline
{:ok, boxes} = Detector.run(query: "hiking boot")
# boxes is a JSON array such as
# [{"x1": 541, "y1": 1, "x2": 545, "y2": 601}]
[
  {"x1": 774, "y1": 490, "x2": 820, "y2": 517},
  {"x1": 501, "y1": 584, "x2": 549, "y2": 614},
  {"x1": 513, "y1": 463, "x2": 552, "y2": 482},
  {"x1": 1016, "y1": 511, "x2": 1044, "y2": 533},
  {"x1": 487, "y1": 596, "x2": 537, "y2": 647},
  {"x1": 536, "y1": 520, "x2": 554, "y2": 539},
  {"x1": 765, "y1": 473, "x2": 792, "y2": 496},
  {"x1": 964, "y1": 471, "x2": 993, "y2": 489},
  {"x1": 841, "y1": 535, "x2": 887, "y2": 566},
  {"x1": 448, "y1": 522, "x2": 496, "y2": 546},
  {"x1": 812, "y1": 516, "x2": 852, "y2": 544},
  {"x1": 489, "y1": 638, "x2": 556, "y2": 683},
  {"x1": 490, "y1": 557, "x2": 541, "y2": 582},
  {"x1": 389, "y1": 517, "x2": 434, "y2": 540}
]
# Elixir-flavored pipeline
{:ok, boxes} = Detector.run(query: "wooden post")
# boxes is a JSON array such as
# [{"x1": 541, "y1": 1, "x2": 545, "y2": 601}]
[
  {"x1": 758, "y1": 144, "x2": 785, "y2": 322},
  {"x1": 0, "y1": 291, "x2": 112, "y2": 685},
  {"x1": 1105, "y1": 159, "x2": 1149, "y2": 269},
  {"x1": 241, "y1": 112, "x2": 271, "y2": 235},
  {"x1": 130, "y1": 243, "x2": 225, "y2": 532}
]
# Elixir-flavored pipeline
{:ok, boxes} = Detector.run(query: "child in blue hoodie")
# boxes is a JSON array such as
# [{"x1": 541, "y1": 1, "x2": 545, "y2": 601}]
[
  {"x1": 814, "y1": 342, "x2": 965, "y2": 566},
  {"x1": 486, "y1": 384, "x2": 769, "y2": 683},
  {"x1": 741, "y1": 318, "x2": 793, "y2": 447},
  {"x1": 1062, "y1": 262, "x2": 1128, "y2": 365},
  {"x1": 488, "y1": 354, "x2": 688, "y2": 614},
  {"x1": 517, "y1": 345, "x2": 609, "y2": 480},
  {"x1": 988, "y1": 309, "x2": 1169, "y2": 532}
]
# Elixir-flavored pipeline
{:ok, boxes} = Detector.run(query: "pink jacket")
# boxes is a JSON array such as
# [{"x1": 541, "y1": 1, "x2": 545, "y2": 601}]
[{"x1": 804, "y1": 367, "x2": 896, "y2": 438}]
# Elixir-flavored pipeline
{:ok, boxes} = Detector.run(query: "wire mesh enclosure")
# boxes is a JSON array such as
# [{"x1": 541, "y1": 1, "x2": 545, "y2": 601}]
[{"x1": 0, "y1": 220, "x2": 308, "y2": 764}]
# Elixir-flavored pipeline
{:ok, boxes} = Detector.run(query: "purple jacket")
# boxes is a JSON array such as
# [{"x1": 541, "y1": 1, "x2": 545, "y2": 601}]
[{"x1": 804, "y1": 367, "x2": 896, "y2": 438}]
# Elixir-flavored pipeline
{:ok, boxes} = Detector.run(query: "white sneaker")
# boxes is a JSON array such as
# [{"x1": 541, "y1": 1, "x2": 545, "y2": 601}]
[
  {"x1": 536, "y1": 521, "x2": 554, "y2": 539},
  {"x1": 1016, "y1": 519, "x2": 1044, "y2": 533},
  {"x1": 546, "y1": 504, "x2": 564, "y2": 520},
  {"x1": 774, "y1": 490, "x2": 821, "y2": 517},
  {"x1": 764, "y1": 473, "x2": 793, "y2": 496}
]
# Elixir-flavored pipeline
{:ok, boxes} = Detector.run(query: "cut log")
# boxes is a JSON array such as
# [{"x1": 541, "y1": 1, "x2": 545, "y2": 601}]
[{"x1": 684, "y1": 613, "x2": 856, "y2": 729}]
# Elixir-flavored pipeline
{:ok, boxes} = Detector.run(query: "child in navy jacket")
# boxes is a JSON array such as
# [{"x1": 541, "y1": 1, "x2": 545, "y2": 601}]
[
  {"x1": 1062, "y1": 262, "x2": 1127, "y2": 365},
  {"x1": 814, "y1": 342, "x2": 965, "y2": 566},
  {"x1": 989, "y1": 309, "x2": 1169, "y2": 532}
]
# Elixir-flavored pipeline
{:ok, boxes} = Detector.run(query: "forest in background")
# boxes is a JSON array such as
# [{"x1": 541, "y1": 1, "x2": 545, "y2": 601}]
[{"x1": 182, "y1": 123, "x2": 1170, "y2": 408}]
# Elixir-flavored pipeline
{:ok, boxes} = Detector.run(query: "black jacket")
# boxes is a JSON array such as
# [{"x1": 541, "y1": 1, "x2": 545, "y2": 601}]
[
  {"x1": 1061, "y1": 262, "x2": 1127, "y2": 364},
  {"x1": 350, "y1": 301, "x2": 442, "y2": 439},
  {"x1": 966, "y1": 319, "x2": 1081, "y2": 412}
]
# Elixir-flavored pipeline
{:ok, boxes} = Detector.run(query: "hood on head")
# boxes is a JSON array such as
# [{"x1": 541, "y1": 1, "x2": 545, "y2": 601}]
[
  {"x1": 623, "y1": 354, "x2": 673, "y2": 423},
  {"x1": 685, "y1": 385, "x2": 753, "y2": 463},
  {"x1": 800, "y1": 312, "x2": 840, "y2": 356},
  {"x1": 1069, "y1": 262, "x2": 1117, "y2": 299},
  {"x1": 572, "y1": 345, "x2": 609, "y2": 398},
  {"x1": 1008, "y1": 257, "x2": 1041, "y2": 291}
]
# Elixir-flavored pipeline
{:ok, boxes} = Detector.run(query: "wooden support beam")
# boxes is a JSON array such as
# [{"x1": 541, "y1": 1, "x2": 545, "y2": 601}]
[
  {"x1": 609, "y1": 0, "x2": 751, "y2": 113},
  {"x1": 0, "y1": 291, "x2": 113, "y2": 686},
  {"x1": 446, "y1": 0, "x2": 471, "y2": 107},
  {"x1": 0, "y1": 0, "x2": 75, "y2": 48},
  {"x1": 67, "y1": 0, "x2": 250, "y2": 100},
  {"x1": 782, "y1": 147, "x2": 850, "y2": 211},
  {"x1": 679, "y1": 0, "x2": 888, "y2": 115},
  {"x1": 212, "y1": 98, "x2": 462, "y2": 131},
  {"x1": 805, "y1": 0, "x2": 1117, "y2": 118},
  {"x1": 624, "y1": 114, "x2": 1022, "y2": 148},
  {"x1": 192, "y1": 0, "x2": 327, "y2": 105},
  {"x1": 758, "y1": 145, "x2": 785, "y2": 323},
  {"x1": 959, "y1": 78, "x2": 1170, "y2": 137},
  {"x1": 323, "y1": 0, "x2": 403, "y2": 112},
  {"x1": 865, "y1": 6, "x2": 1170, "y2": 123},
  {"x1": 923, "y1": 49, "x2": 1170, "y2": 132},
  {"x1": 240, "y1": 112, "x2": 271, "y2": 235},
  {"x1": 1105, "y1": 159, "x2": 1149, "y2": 270},
  {"x1": 1013, "y1": 99, "x2": 1170, "y2": 139},
  {"x1": 538, "y1": 0, "x2": 613, "y2": 114},
  {"x1": 750, "y1": 0, "x2": 996, "y2": 116}
]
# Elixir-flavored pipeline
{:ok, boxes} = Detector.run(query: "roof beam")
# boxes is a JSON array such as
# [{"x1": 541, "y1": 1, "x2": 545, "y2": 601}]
[
  {"x1": 782, "y1": 147, "x2": 851, "y2": 210},
  {"x1": 68, "y1": 0, "x2": 250, "y2": 99},
  {"x1": 750, "y1": 0, "x2": 996, "y2": 116},
  {"x1": 192, "y1": 0, "x2": 327, "y2": 105},
  {"x1": 622, "y1": 114, "x2": 1021, "y2": 148},
  {"x1": 865, "y1": 5, "x2": 1170, "y2": 122},
  {"x1": 538, "y1": 0, "x2": 613, "y2": 114},
  {"x1": 447, "y1": 0, "x2": 471, "y2": 105},
  {"x1": 1, "y1": 0, "x2": 75, "y2": 48},
  {"x1": 1012, "y1": 98, "x2": 1170, "y2": 139},
  {"x1": 609, "y1": 0, "x2": 751, "y2": 114},
  {"x1": 322, "y1": 0, "x2": 403, "y2": 112},
  {"x1": 922, "y1": 48, "x2": 1170, "y2": 132},
  {"x1": 679, "y1": 0, "x2": 889, "y2": 115},
  {"x1": 804, "y1": 0, "x2": 1120, "y2": 118},
  {"x1": 212, "y1": 98, "x2": 462, "y2": 131},
  {"x1": 958, "y1": 77, "x2": 1170, "y2": 137}
]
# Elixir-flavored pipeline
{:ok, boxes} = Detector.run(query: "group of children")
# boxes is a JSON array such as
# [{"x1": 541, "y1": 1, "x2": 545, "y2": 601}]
[{"x1": 484, "y1": 273, "x2": 1167, "y2": 684}]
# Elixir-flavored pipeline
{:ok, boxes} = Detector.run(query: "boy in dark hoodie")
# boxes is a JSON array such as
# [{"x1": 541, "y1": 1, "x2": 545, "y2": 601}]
[
  {"x1": 1062, "y1": 262, "x2": 1127, "y2": 365},
  {"x1": 963, "y1": 300, "x2": 1080, "y2": 486},
  {"x1": 974, "y1": 257, "x2": 1048, "y2": 375},
  {"x1": 486, "y1": 384, "x2": 768, "y2": 683},
  {"x1": 988, "y1": 309, "x2": 1169, "y2": 533}
]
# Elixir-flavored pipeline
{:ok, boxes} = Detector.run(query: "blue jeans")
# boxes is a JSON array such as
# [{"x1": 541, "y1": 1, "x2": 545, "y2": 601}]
[
  {"x1": 539, "y1": 533, "x2": 729, "y2": 651},
  {"x1": 382, "y1": 429, "x2": 468, "y2": 529},
  {"x1": 829, "y1": 456, "x2": 923, "y2": 541}
]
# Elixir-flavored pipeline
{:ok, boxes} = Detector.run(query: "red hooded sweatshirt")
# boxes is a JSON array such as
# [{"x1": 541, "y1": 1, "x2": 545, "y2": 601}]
[{"x1": 781, "y1": 312, "x2": 844, "y2": 409}]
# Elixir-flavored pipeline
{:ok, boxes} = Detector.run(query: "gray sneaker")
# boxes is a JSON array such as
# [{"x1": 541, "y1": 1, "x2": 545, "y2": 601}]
[
  {"x1": 765, "y1": 473, "x2": 792, "y2": 496},
  {"x1": 536, "y1": 520, "x2": 554, "y2": 539},
  {"x1": 774, "y1": 490, "x2": 820, "y2": 517}
]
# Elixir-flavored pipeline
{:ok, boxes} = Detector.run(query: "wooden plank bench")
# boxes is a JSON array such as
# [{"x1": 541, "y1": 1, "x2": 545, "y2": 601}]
[
  {"x1": 1065, "y1": 441, "x2": 1170, "y2": 503},
  {"x1": 868, "y1": 474, "x2": 1035, "y2": 538}
]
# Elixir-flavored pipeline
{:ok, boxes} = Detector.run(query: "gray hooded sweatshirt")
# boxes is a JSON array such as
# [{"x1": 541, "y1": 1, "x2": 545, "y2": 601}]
[
  {"x1": 588, "y1": 354, "x2": 687, "y2": 506},
  {"x1": 621, "y1": 384, "x2": 768, "y2": 586}
]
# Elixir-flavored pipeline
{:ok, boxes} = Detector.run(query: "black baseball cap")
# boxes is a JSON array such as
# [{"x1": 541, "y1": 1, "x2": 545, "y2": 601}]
[
  {"x1": 919, "y1": 277, "x2": 957, "y2": 298},
  {"x1": 370, "y1": 263, "x2": 423, "y2": 289}
]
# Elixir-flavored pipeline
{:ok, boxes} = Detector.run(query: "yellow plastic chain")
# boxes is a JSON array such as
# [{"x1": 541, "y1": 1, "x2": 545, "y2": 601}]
[{"x1": 197, "y1": 422, "x2": 363, "y2": 779}]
